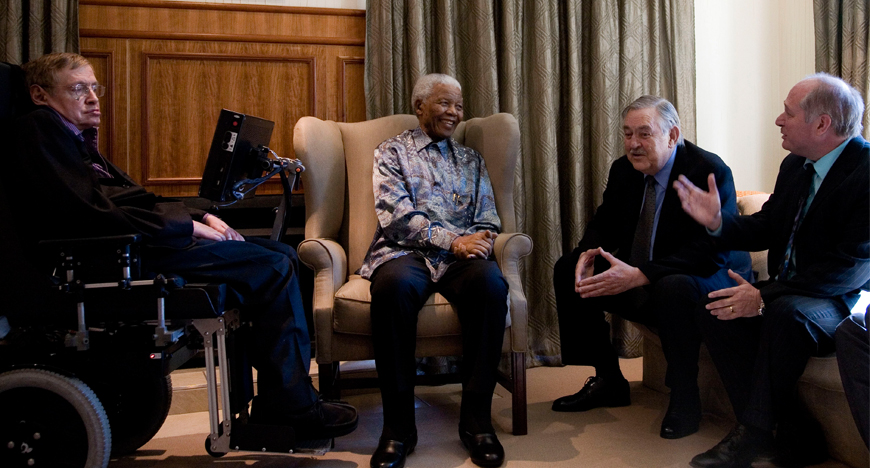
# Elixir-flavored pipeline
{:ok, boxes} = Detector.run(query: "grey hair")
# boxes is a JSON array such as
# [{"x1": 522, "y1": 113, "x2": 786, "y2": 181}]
[
  {"x1": 621, "y1": 95, "x2": 684, "y2": 145},
  {"x1": 799, "y1": 73, "x2": 865, "y2": 139},
  {"x1": 411, "y1": 73, "x2": 461, "y2": 107}
]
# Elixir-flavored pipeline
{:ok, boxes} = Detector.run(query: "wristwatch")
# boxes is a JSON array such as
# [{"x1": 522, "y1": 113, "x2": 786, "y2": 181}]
[{"x1": 757, "y1": 298, "x2": 765, "y2": 316}]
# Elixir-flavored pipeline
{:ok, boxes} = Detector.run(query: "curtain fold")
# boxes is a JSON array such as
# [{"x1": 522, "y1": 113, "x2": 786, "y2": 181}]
[
  {"x1": 1, "y1": 0, "x2": 79, "y2": 65},
  {"x1": 366, "y1": 0, "x2": 695, "y2": 365},
  {"x1": 814, "y1": 0, "x2": 870, "y2": 138}
]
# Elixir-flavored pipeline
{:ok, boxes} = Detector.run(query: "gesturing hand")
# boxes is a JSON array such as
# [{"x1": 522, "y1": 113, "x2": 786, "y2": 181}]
[
  {"x1": 673, "y1": 173, "x2": 723, "y2": 231},
  {"x1": 705, "y1": 269, "x2": 762, "y2": 320},
  {"x1": 576, "y1": 248, "x2": 649, "y2": 297},
  {"x1": 574, "y1": 248, "x2": 600, "y2": 291}
]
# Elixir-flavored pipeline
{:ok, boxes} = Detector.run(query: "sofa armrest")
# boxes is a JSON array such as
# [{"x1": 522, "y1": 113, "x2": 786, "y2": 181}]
[{"x1": 493, "y1": 232, "x2": 533, "y2": 352}]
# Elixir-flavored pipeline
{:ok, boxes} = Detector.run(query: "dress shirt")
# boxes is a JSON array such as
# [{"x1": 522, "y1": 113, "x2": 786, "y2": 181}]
[
  {"x1": 645, "y1": 146, "x2": 677, "y2": 260},
  {"x1": 358, "y1": 127, "x2": 501, "y2": 281}
]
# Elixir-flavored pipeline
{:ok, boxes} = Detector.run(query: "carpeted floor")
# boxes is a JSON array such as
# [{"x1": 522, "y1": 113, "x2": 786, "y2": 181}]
[{"x1": 109, "y1": 358, "x2": 849, "y2": 467}]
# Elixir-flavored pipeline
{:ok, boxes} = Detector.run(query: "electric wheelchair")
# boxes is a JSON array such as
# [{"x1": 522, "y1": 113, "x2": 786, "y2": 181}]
[{"x1": 0, "y1": 61, "x2": 326, "y2": 467}]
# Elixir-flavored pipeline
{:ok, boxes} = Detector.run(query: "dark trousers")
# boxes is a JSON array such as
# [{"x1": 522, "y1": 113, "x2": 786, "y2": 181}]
[
  {"x1": 553, "y1": 250, "x2": 737, "y2": 392},
  {"x1": 144, "y1": 236, "x2": 317, "y2": 413},
  {"x1": 369, "y1": 254, "x2": 508, "y2": 435},
  {"x1": 835, "y1": 311, "x2": 869, "y2": 448},
  {"x1": 697, "y1": 293, "x2": 854, "y2": 431}
]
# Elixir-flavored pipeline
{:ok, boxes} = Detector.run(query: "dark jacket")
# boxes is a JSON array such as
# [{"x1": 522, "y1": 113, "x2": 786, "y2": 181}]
[
  {"x1": 576, "y1": 140, "x2": 746, "y2": 281},
  {"x1": 717, "y1": 136, "x2": 870, "y2": 302}
]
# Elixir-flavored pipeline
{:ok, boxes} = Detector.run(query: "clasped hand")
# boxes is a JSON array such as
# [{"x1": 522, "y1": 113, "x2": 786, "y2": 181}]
[
  {"x1": 574, "y1": 247, "x2": 649, "y2": 297},
  {"x1": 452, "y1": 230, "x2": 497, "y2": 260},
  {"x1": 705, "y1": 269, "x2": 761, "y2": 320},
  {"x1": 192, "y1": 214, "x2": 245, "y2": 242}
]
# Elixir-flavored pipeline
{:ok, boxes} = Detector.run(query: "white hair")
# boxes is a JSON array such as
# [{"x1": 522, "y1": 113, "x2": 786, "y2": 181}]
[{"x1": 411, "y1": 73, "x2": 461, "y2": 107}]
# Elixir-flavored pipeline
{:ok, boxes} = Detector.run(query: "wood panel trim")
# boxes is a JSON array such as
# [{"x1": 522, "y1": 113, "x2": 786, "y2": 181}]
[
  {"x1": 339, "y1": 56, "x2": 364, "y2": 122},
  {"x1": 80, "y1": 29, "x2": 364, "y2": 46},
  {"x1": 141, "y1": 52, "x2": 317, "y2": 186},
  {"x1": 80, "y1": 49, "x2": 115, "y2": 164},
  {"x1": 80, "y1": 0, "x2": 365, "y2": 16}
]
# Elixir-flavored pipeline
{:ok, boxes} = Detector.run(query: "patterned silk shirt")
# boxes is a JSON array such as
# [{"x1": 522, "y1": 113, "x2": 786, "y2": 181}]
[{"x1": 357, "y1": 127, "x2": 501, "y2": 281}]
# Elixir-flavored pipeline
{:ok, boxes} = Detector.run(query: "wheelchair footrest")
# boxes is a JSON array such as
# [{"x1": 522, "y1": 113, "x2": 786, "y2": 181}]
[{"x1": 228, "y1": 421, "x2": 333, "y2": 455}]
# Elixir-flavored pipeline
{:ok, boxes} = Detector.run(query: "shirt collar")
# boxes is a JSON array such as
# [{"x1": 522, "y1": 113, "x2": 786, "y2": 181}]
[
  {"x1": 651, "y1": 145, "x2": 678, "y2": 188},
  {"x1": 412, "y1": 126, "x2": 454, "y2": 155},
  {"x1": 807, "y1": 139, "x2": 849, "y2": 180}
]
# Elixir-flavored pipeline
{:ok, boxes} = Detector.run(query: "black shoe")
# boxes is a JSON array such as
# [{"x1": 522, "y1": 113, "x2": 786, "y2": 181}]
[
  {"x1": 660, "y1": 393, "x2": 701, "y2": 439},
  {"x1": 251, "y1": 398, "x2": 359, "y2": 440},
  {"x1": 460, "y1": 429, "x2": 505, "y2": 467},
  {"x1": 551, "y1": 375, "x2": 630, "y2": 412},
  {"x1": 370, "y1": 431, "x2": 418, "y2": 468},
  {"x1": 690, "y1": 424, "x2": 773, "y2": 468}
]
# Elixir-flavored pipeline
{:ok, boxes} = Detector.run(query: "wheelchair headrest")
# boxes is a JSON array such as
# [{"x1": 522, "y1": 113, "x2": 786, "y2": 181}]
[{"x1": 0, "y1": 62, "x2": 36, "y2": 122}]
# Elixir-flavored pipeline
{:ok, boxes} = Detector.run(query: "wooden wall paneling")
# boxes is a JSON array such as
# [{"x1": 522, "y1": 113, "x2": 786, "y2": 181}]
[
  {"x1": 141, "y1": 53, "x2": 315, "y2": 193},
  {"x1": 339, "y1": 56, "x2": 365, "y2": 123},
  {"x1": 79, "y1": 1, "x2": 366, "y2": 198}
]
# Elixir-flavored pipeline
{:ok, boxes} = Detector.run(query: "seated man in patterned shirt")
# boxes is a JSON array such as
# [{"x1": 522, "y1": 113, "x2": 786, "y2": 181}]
[{"x1": 359, "y1": 73, "x2": 509, "y2": 468}]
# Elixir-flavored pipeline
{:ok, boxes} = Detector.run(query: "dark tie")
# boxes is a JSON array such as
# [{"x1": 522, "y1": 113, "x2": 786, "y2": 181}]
[
  {"x1": 82, "y1": 128, "x2": 113, "y2": 178},
  {"x1": 629, "y1": 176, "x2": 657, "y2": 267},
  {"x1": 777, "y1": 164, "x2": 816, "y2": 280}
]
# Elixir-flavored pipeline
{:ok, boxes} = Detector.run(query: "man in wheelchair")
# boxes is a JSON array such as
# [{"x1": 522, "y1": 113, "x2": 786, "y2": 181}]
[{"x1": 1, "y1": 52, "x2": 357, "y2": 460}]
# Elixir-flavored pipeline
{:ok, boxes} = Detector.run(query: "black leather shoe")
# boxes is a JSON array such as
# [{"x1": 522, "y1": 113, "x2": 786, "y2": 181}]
[
  {"x1": 551, "y1": 376, "x2": 630, "y2": 412},
  {"x1": 690, "y1": 423, "x2": 773, "y2": 468},
  {"x1": 370, "y1": 432, "x2": 418, "y2": 468},
  {"x1": 251, "y1": 397, "x2": 359, "y2": 440},
  {"x1": 660, "y1": 395, "x2": 701, "y2": 439},
  {"x1": 460, "y1": 430, "x2": 505, "y2": 467}
]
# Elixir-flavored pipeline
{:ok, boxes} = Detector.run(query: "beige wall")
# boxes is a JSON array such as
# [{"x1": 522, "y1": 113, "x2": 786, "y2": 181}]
[{"x1": 695, "y1": 0, "x2": 815, "y2": 193}]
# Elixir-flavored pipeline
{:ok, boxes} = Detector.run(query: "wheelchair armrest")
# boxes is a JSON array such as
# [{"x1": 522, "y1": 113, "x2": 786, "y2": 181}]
[{"x1": 38, "y1": 234, "x2": 141, "y2": 251}]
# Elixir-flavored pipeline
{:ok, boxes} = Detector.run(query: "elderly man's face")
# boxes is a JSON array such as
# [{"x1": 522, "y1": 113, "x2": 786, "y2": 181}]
[
  {"x1": 32, "y1": 65, "x2": 101, "y2": 131},
  {"x1": 623, "y1": 108, "x2": 678, "y2": 176},
  {"x1": 775, "y1": 80, "x2": 820, "y2": 159},
  {"x1": 415, "y1": 83, "x2": 463, "y2": 141}
]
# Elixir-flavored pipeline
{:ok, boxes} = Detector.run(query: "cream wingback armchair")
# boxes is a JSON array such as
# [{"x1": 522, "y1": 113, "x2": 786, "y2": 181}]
[{"x1": 294, "y1": 113, "x2": 533, "y2": 435}]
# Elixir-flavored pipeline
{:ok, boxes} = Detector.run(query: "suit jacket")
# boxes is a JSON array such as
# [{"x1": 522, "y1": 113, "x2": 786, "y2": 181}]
[
  {"x1": 718, "y1": 136, "x2": 870, "y2": 302},
  {"x1": 576, "y1": 140, "x2": 743, "y2": 282},
  {"x1": 6, "y1": 107, "x2": 203, "y2": 250}
]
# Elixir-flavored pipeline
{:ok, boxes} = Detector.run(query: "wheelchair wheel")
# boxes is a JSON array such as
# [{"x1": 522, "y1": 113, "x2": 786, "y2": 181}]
[
  {"x1": 97, "y1": 373, "x2": 173, "y2": 456},
  {"x1": 0, "y1": 368, "x2": 111, "y2": 468}
]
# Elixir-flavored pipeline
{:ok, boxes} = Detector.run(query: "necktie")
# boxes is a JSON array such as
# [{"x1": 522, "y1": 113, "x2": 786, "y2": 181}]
[
  {"x1": 777, "y1": 164, "x2": 816, "y2": 280},
  {"x1": 82, "y1": 128, "x2": 113, "y2": 178},
  {"x1": 629, "y1": 176, "x2": 657, "y2": 267}
]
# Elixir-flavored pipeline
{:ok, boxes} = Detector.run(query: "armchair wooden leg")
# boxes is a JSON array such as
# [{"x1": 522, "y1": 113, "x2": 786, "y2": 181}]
[
  {"x1": 511, "y1": 351, "x2": 527, "y2": 435},
  {"x1": 318, "y1": 362, "x2": 341, "y2": 400}
]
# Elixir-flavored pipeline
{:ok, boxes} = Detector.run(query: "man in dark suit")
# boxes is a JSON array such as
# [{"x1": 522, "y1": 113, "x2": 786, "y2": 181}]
[
  {"x1": 5, "y1": 53, "x2": 358, "y2": 440},
  {"x1": 552, "y1": 95, "x2": 751, "y2": 440},
  {"x1": 674, "y1": 73, "x2": 869, "y2": 468}
]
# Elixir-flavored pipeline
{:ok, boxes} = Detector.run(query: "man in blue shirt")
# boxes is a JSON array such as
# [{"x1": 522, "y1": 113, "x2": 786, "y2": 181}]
[{"x1": 674, "y1": 73, "x2": 870, "y2": 468}]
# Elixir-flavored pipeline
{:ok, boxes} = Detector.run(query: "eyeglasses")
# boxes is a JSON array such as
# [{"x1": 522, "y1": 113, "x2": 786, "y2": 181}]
[{"x1": 51, "y1": 83, "x2": 106, "y2": 100}]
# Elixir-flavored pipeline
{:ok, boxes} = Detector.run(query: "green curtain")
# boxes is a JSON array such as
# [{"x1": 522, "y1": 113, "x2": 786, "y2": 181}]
[
  {"x1": 0, "y1": 0, "x2": 79, "y2": 64},
  {"x1": 365, "y1": 0, "x2": 696, "y2": 365},
  {"x1": 814, "y1": 0, "x2": 870, "y2": 138}
]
